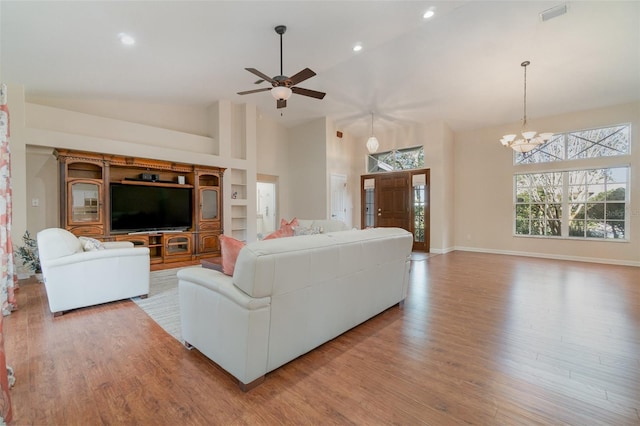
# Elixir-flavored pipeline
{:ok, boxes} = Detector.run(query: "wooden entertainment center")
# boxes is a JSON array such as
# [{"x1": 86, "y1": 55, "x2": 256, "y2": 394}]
[{"x1": 55, "y1": 149, "x2": 224, "y2": 268}]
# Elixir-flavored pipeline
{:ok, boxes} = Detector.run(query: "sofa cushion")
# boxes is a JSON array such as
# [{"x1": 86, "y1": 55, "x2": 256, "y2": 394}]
[
  {"x1": 263, "y1": 217, "x2": 298, "y2": 240},
  {"x1": 219, "y1": 235, "x2": 245, "y2": 276}
]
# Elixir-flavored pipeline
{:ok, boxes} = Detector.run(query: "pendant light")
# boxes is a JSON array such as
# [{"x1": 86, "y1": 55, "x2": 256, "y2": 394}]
[
  {"x1": 366, "y1": 112, "x2": 379, "y2": 153},
  {"x1": 500, "y1": 61, "x2": 554, "y2": 153}
]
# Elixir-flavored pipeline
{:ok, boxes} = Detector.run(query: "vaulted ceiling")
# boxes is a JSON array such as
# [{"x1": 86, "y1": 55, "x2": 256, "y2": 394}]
[{"x1": 2, "y1": 1, "x2": 639, "y2": 138}]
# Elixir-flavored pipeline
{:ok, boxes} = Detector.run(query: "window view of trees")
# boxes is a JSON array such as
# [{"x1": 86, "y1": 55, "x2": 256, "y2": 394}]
[
  {"x1": 516, "y1": 167, "x2": 628, "y2": 239},
  {"x1": 367, "y1": 146, "x2": 424, "y2": 173},
  {"x1": 513, "y1": 124, "x2": 630, "y2": 240}
]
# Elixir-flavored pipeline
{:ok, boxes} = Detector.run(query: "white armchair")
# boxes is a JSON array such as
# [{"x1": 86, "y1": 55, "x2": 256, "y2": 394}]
[{"x1": 37, "y1": 228, "x2": 150, "y2": 316}]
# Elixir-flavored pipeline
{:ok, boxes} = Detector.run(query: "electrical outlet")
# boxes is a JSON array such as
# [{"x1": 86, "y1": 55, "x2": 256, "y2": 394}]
[{"x1": 31, "y1": 198, "x2": 39, "y2": 207}]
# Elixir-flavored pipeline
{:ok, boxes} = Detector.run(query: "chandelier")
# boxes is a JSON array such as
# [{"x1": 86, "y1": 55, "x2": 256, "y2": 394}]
[
  {"x1": 500, "y1": 61, "x2": 553, "y2": 153},
  {"x1": 366, "y1": 112, "x2": 379, "y2": 153}
]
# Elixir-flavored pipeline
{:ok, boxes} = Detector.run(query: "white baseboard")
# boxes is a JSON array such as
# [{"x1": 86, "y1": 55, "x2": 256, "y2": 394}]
[
  {"x1": 453, "y1": 246, "x2": 640, "y2": 267},
  {"x1": 429, "y1": 247, "x2": 455, "y2": 255}
]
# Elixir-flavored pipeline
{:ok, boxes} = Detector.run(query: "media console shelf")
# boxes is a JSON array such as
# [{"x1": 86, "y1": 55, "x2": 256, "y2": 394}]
[{"x1": 55, "y1": 149, "x2": 224, "y2": 269}]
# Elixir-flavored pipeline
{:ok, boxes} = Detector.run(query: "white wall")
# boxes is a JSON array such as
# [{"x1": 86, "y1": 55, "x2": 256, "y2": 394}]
[
  {"x1": 27, "y1": 96, "x2": 211, "y2": 137},
  {"x1": 256, "y1": 112, "x2": 291, "y2": 220},
  {"x1": 25, "y1": 147, "x2": 58, "y2": 232},
  {"x1": 326, "y1": 120, "x2": 357, "y2": 228},
  {"x1": 288, "y1": 118, "x2": 328, "y2": 219},
  {"x1": 454, "y1": 102, "x2": 640, "y2": 265}
]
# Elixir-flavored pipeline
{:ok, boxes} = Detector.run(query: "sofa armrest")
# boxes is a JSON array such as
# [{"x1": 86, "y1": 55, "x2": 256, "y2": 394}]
[
  {"x1": 177, "y1": 267, "x2": 270, "y2": 310},
  {"x1": 103, "y1": 241, "x2": 134, "y2": 249},
  {"x1": 43, "y1": 247, "x2": 150, "y2": 269}
]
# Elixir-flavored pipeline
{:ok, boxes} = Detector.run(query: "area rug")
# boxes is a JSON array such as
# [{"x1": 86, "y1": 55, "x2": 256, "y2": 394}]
[{"x1": 132, "y1": 267, "x2": 192, "y2": 343}]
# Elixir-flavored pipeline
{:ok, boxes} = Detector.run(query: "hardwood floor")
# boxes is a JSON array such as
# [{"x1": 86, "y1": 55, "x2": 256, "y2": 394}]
[{"x1": 5, "y1": 252, "x2": 640, "y2": 425}]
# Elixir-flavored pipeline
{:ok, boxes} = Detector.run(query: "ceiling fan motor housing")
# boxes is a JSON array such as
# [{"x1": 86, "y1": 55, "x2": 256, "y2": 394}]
[{"x1": 236, "y1": 24, "x2": 326, "y2": 109}]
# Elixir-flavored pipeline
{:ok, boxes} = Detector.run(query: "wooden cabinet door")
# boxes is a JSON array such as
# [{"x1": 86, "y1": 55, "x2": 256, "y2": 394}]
[
  {"x1": 67, "y1": 179, "x2": 104, "y2": 236},
  {"x1": 197, "y1": 232, "x2": 220, "y2": 255}
]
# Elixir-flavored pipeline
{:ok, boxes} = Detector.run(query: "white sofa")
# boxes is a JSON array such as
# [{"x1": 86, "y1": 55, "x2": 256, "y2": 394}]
[
  {"x1": 177, "y1": 227, "x2": 412, "y2": 390},
  {"x1": 37, "y1": 228, "x2": 150, "y2": 316}
]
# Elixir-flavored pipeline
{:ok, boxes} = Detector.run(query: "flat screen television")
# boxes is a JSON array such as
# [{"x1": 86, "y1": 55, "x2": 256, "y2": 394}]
[{"x1": 110, "y1": 184, "x2": 192, "y2": 233}]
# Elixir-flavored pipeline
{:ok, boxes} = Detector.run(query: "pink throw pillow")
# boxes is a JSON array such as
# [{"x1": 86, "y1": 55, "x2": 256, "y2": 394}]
[
  {"x1": 263, "y1": 217, "x2": 299, "y2": 240},
  {"x1": 219, "y1": 235, "x2": 245, "y2": 276}
]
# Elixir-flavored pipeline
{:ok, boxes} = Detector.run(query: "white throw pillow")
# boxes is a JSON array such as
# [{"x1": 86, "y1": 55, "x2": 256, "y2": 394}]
[
  {"x1": 79, "y1": 236, "x2": 105, "y2": 251},
  {"x1": 293, "y1": 226, "x2": 321, "y2": 236}
]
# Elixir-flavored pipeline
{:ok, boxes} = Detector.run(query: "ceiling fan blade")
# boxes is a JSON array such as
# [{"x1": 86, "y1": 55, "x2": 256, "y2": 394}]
[
  {"x1": 288, "y1": 68, "x2": 316, "y2": 86},
  {"x1": 291, "y1": 86, "x2": 326, "y2": 100},
  {"x1": 277, "y1": 99, "x2": 287, "y2": 109},
  {"x1": 237, "y1": 87, "x2": 271, "y2": 95},
  {"x1": 245, "y1": 68, "x2": 276, "y2": 84}
]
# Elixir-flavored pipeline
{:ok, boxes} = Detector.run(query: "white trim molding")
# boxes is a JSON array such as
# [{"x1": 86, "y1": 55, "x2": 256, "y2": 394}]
[{"x1": 454, "y1": 246, "x2": 640, "y2": 267}]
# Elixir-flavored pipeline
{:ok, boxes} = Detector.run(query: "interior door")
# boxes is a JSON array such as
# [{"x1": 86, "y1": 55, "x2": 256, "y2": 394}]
[
  {"x1": 330, "y1": 174, "x2": 347, "y2": 224},
  {"x1": 377, "y1": 173, "x2": 411, "y2": 229}
]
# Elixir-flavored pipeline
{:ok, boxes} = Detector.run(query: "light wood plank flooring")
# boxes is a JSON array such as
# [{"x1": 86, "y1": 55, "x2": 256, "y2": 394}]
[{"x1": 5, "y1": 252, "x2": 640, "y2": 425}]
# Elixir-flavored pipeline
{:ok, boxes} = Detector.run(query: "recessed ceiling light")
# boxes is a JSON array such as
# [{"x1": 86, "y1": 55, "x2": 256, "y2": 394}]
[
  {"x1": 353, "y1": 43, "x2": 363, "y2": 52},
  {"x1": 118, "y1": 33, "x2": 135, "y2": 46},
  {"x1": 423, "y1": 8, "x2": 435, "y2": 19}
]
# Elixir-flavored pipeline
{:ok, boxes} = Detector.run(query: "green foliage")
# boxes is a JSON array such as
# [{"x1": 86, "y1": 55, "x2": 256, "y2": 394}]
[{"x1": 16, "y1": 230, "x2": 41, "y2": 273}]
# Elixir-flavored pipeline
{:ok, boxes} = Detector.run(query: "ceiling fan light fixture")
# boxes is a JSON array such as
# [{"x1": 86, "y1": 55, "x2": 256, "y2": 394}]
[{"x1": 271, "y1": 86, "x2": 292, "y2": 101}]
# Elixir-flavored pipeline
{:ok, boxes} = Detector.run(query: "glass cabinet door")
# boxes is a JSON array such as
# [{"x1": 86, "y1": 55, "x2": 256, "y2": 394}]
[
  {"x1": 69, "y1": 181, "x2": 101, "y2": 224},
  {"x1": 200, "y1": 188, "x2": 218, "y2": 221}
]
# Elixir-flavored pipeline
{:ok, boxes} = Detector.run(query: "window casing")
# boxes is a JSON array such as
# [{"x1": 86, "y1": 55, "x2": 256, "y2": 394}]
[{"x1": 513, "y1": 124, "x2": 630, "y2": 241}]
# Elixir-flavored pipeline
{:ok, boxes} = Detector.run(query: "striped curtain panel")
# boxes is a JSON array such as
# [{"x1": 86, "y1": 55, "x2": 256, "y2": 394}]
[{"x1": 0, "y1": 83, "x2": 16, "y2": 423}]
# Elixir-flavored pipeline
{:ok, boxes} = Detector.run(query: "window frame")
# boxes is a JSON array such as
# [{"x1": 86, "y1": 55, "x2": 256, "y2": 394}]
[
  {"x1": 512, "y1": 123, "x2": 631, "y2": 242},
  {"x1": 513, "y1": 166, "x2": 630, "y2": 241},
  {"x1": 367, "y1": 145, "x2": 424, "y2": 173}
]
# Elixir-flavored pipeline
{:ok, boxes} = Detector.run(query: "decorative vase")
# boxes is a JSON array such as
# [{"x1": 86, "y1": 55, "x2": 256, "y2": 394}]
[{"x1": 35, "y1": 272, "x2": 43, "y2": 283}]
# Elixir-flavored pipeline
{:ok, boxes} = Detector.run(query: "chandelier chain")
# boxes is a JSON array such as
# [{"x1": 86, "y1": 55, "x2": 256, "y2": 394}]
[
  {"x1": 370, "y1": 112, "x2": 374, "y2": 136},
  {"x1": 522, "y1": 61, "x2": 528, "y2": 128}
]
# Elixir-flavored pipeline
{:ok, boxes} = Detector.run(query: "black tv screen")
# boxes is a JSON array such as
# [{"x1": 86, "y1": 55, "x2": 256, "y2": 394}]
[{"x1": 110, "y1": 184, "x2": 192, "y2": 233}]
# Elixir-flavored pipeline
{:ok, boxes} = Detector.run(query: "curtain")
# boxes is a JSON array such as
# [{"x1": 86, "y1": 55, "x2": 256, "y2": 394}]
[{"x1": 0, "y1": 83, "x2": 16, "y2": 423}]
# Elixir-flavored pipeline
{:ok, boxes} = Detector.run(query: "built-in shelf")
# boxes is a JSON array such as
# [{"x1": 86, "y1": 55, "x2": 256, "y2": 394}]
[{"x1": 121, "y1": 179, "x2": 194, "y2": 189}]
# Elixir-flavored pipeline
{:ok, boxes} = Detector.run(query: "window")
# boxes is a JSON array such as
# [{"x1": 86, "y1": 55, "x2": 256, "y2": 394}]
[
  {"x1": 516, "y1": 124, "x2": 630, "y2": 164},
  {"x1": 514, "y1": 124, "x2": 630, "y2": 241},
  {"x1": 515, "y1": 167, "x2": 629, "y2": 239},
  {"x1": 413, "y1": 185, "x2": 426, "y2": 242},
  {"x1": 367, "y1": 146, "x2": 424, "y2": 173}
]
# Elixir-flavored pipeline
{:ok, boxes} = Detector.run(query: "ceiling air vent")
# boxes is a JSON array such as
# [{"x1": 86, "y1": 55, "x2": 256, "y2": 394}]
[{"x1": 540, "y1": 4, "x2": 567, "y2": 22}]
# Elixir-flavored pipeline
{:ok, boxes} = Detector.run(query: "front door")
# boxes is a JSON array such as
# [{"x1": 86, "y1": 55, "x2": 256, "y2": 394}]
[
  {"x1": 360, "y1": 169, "x2": 430, "y2": 252},
  {"x1": 377, "y1": 173, "x2": 410, "y2": 229}
]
